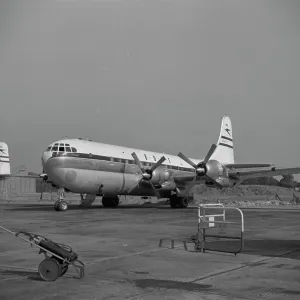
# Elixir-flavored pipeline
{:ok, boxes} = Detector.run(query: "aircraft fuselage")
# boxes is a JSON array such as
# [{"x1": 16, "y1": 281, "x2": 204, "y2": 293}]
[{"x1": 42, "y1": 138, "x2": 200, "y2": 197}]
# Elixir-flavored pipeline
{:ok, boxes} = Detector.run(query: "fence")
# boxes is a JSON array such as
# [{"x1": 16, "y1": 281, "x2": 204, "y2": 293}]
[{"x1": 0, "y1": 177, "x2": 57, "y2": 202}]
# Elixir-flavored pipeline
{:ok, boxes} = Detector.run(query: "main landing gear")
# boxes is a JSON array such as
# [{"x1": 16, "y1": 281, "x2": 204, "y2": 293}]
[
  {"x1": 169, "y1": 195, "x2": 189, "y2": 209},
  {"x1": 102, "y1": 196, "x2": 120, "y2": 208},
  {"x1": 54, "y1": 188, "x2": 68, "y2": 212}
]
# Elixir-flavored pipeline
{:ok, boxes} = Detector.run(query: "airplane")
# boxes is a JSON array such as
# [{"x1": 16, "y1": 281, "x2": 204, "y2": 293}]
[
  {"x1": 2, "y1": 115, "x2": 300, "y2": 212},
  {"x1": 0, "y1": 142, "x2": 10, "y2": 177}
]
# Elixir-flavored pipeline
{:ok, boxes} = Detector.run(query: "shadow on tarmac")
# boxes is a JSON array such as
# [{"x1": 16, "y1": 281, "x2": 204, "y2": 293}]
[{"x1": 186, "y1": 239, "x2": 300, "y2": 260}]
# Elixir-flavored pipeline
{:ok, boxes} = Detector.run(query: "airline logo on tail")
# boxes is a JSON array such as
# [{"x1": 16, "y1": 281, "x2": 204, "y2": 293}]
[{"x1": 225, "y1": 126, "x2": 231, "y2": 136}]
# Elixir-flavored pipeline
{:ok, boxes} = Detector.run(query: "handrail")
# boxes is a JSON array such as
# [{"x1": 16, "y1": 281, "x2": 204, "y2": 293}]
[{"x1": 191, "y1": 205, "x2": 244, "y2": 255}]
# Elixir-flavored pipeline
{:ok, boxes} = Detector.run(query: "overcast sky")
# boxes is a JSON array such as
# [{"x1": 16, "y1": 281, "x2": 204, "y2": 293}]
[{"x1": 1, "y1": 0, "x2": 300, "y2": 176}]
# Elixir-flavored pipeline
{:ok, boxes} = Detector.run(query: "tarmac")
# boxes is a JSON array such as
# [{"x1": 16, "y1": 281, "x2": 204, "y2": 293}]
[{"x1": 0, "y1": 201, "x2": 300, "y2": 300}]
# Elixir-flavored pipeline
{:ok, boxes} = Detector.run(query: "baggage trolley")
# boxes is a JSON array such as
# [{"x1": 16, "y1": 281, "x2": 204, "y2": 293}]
[{"x1": 0, "y1": 225, "x2": 85, "y2": 282}]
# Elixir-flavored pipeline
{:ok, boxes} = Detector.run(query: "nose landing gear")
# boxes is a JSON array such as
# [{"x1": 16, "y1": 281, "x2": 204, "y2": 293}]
[{"x1": 54, "y1": 188, "x2": 68, "y2": 211}]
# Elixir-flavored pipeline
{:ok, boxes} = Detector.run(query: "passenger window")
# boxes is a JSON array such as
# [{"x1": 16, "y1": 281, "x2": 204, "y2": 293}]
[
  {"x1": 52, "y1": 146, "x2": 58, "y2": 151},
  {"x1": 153, "y1": 155, "x2": 156, "y2": 161},
  {"x1": 59, "y1": 147, "x2": 64, "y2": 152},
  {"x1": 144, "y1": 154, "x2": 147, "y2": 160},
  {"x1": 71, "y1": 147, "x2": 77, "y2": 152},
  {"x1": 66, "y1": 147, "x2": 71, "y2": 152}
]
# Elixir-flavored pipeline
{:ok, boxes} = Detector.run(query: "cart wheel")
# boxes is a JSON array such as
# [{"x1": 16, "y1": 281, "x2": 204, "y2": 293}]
[
  {"x1": 38, "y1": 258, "x2": 61, "y2": 281},
  {"x1": 194, "y1": 243, "x2": 202, "y2": 252},
  {"x1": 60, "y1": 264, "x2": 68, "y2": 276}
]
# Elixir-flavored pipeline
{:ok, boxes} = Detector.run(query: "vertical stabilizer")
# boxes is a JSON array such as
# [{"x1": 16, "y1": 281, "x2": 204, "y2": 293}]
[
  {"x1": 210, "y1": 115, "x2": 234, "y2": 164},
  {"x1": 0, "y1": 142, "x2": 11, "y2": 176}
]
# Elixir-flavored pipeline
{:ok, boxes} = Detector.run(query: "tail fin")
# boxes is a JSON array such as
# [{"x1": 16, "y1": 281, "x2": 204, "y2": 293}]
[
  {"x1": 0, "y1": 142, "x2": 11, "y2": 176},
  {"x1": 210, "y1": 115, "x2": 234, "y2": 164}
]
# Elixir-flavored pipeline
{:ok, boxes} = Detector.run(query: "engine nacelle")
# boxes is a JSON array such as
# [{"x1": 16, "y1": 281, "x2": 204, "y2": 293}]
[
  {"x1": 150, "y1": 167, "x2": 171, "y2": 185},
  {"x1": 160, "y1": 181, "x2": 177, "y2": 191},
  {"x1": 204, "y1": 160, "x2": 232, "y2": 188},
  {"x1": 205, "y1": 160, "x2": 228, "y2": 179}
]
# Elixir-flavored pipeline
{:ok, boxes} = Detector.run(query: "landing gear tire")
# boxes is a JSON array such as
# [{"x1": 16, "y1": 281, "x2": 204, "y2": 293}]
[
  {"x1": 169, "y1": 195, "x2": 189, "y2": 209},
  {"x1": 179, "y1": 197, "x2": 189, "y2": 208},
  {"x1": 170, "y1": 195, "x2": 180, "y2": 208},
  {"x1": 102, "y1": 196, "x2": 119, "y2": 208},
  {"x1": 54, "y1": 201, "x2": 68, "y2": 212}
]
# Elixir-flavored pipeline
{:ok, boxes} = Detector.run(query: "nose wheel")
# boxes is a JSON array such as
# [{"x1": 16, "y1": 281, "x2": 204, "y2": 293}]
[
  {"x1": 54, "y1": 201, "x2": 68, "y2": 211},
  {"x1": 54, "y1": 188, "x2": 68, "y2": 211}
]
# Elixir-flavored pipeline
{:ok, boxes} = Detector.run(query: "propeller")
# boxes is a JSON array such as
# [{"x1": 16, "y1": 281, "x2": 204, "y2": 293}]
[
  {"x1": 131, "y1": 152, "x2": 166, "y2": 199},
  {"x1": 178, "y1": 143, "x2": 223, "y2": 189}
]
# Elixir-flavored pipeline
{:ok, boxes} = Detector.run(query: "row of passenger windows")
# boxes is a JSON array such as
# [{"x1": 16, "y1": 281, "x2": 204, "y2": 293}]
[
  {"x1": 51, "y1": 151, "x2": 194, "y2": 172},
  {"x1": 144, "y1": 154, "x2": 171, "y2": 164},
  {"x1": 46, "y1": 143, "x2": 77, "y2": 153},
  {"x1": 110, "y1": 158, "x2": 189, "y2": 171},
  {"x1": 108, "y1": 157, "x2": 192, "y2": 172}
]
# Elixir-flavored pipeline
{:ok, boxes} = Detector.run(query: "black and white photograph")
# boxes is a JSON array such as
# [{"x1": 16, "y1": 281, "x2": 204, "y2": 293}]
[{"x1": 1, "y1": 1, "x2": 300, "y2": 299}]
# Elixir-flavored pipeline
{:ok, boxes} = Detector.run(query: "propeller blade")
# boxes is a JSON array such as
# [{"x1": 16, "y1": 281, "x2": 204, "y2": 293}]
[
  {"x1": 178, "y1": 152, "x2": 198, "y2": 169},
  {"x1": 148, "y1": 180, "x2": 161, "y2": 199},
  {"x1": 202, "y1": 143, "x2": 217, "y2": 165},
  {"x1": 205, "y1": 175, "x2": 223, "y2": 189},
  {"x1": 149, "y1": 156, "x2": 166, "y2": 172},
  {"x1": 131, "y1": 152, "x2": 145, "y2": 173}
]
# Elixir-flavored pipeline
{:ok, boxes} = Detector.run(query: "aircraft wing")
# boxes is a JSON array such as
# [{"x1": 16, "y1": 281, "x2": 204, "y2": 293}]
[
  {"x1": 171, "y1": 167, "x2": 300, "y2": 191},
  {"x1": 0, "y1": 175, "x2": 42, "y2": 179},
  {"x1": 228, "y1": 167, "x2": 300, "y2": 182},
  {"x1": 225, "y1": 163, "x2": 273, "y2": 169}
]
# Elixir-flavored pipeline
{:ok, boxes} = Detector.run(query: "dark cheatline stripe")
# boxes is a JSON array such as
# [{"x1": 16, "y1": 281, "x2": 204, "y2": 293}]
[
  {"x1": 0, "y1": 155, "x2": 9, "y2": 158},
  {"x1": 218, "y1": 143, "x2": 233, "y2": 149},
  {"x1": 49, "y1": 152, "x2": 196, "y2": 173},
  {"x1": 0, "y1": 160, "x2": 10, "y2": 163},
  {"x1": 221, "y1": 135, "x2": 233, "y2": 142}
]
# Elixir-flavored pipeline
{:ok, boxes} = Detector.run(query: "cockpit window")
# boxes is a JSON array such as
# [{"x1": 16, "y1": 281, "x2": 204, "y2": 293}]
[{"x1": 46, "y1": 143, "x2": 76, "y2": 153}]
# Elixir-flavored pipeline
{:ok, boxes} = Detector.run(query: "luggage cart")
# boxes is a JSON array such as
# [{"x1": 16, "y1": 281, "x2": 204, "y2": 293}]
[{"x1": 0, "y1": 225, "x2": 84, "y2": 282}]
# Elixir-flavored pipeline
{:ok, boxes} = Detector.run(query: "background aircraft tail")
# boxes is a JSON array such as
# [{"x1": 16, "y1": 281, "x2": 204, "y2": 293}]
[
  {"x1": 210, "y1": 115, "x2": 235, "y2": 164},
  {"x1": 0, "y1": 142, "x2": 11, "y2": 176}
]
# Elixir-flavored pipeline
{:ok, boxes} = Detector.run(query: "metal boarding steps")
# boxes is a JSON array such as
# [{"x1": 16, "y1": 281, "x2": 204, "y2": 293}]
[
  {"x1": 190, "y1": 203, "x2": 244, "y2": 255},
  {"x1": 159, "y1": 203, "x2": 244, "y2": 255}
]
